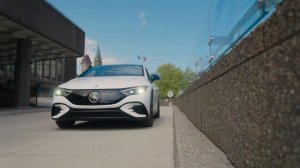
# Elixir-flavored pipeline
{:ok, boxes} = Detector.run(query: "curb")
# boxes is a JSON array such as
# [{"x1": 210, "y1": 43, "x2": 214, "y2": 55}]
[{"x1": 173, "y1": 105, "x2": 234, "y2": 168}]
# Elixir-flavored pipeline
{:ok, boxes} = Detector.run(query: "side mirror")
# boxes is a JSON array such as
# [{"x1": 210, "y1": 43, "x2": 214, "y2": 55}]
[{"x1": 150, "y1": 74, "x2": 160, "y2": 83}]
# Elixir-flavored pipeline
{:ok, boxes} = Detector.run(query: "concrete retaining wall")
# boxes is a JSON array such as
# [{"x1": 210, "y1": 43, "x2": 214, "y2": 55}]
[{"x1": 176, "y1": 0, "x2": 300, "y2": 167}]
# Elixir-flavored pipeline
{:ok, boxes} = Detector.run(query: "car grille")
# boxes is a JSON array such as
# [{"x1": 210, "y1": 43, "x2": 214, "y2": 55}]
[{"x1": 65, "y1": 89, "x2": 126, "y2": 105}]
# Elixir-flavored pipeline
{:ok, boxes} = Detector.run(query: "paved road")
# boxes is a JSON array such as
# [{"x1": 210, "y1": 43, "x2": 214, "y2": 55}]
[{"x1": 0, "y1": 107, "x2": 174, "y2": 168}]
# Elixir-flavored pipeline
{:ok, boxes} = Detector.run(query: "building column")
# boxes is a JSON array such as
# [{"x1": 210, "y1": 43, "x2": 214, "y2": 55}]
[
  {"x1": 64, "y1": 57, "x2": 77, "y2": 82},
  {"x1": 15, "y1": 39, "x2": 31, "y2": 107}
]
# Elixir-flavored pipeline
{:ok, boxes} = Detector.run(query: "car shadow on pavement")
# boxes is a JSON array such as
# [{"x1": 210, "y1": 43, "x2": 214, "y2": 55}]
[{"x1": 65, "y1": 120, "x2": 149, "y2": 131}]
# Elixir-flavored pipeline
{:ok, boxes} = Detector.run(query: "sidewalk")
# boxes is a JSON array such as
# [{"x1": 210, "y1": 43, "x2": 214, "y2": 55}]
[
  {"x1": 0, "y1": 107, "x2": 50, "y2": 116},
  {"x1": 173, "y1": 106, "x2": 234, "y2": 168},
  {"x1": 0, "y1": 97, "x2": 52, "y2": 116}
]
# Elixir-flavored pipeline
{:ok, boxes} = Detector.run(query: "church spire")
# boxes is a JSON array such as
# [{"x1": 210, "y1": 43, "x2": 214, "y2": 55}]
[{"x1": 94, "y1": 45, "x2": 102, "y2": 66}]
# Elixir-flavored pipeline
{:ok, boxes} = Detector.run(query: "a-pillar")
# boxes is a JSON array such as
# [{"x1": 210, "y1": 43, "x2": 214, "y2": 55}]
[{"x1": 15, "y1": 39, "x2": 31, "y2": 107}]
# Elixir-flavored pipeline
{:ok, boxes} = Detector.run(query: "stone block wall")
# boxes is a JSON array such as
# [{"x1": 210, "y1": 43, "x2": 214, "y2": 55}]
[{"x1": 176, "y1": 0, "x2": 300, "y2": 167}]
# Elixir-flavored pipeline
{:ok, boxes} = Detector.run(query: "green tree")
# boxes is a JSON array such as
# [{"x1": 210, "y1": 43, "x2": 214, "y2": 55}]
[
  {"x1": 182, "y1": 68, "x2": 197, "y2": 89},
  {"x1": 155, "y1": 63, "x2": 184, "y2": 98}
]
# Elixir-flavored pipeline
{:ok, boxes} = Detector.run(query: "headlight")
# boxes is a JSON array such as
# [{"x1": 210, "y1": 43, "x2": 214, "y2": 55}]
[
  {"x1": 54, "y1": 88, "x2": 72, "y2": 96},
  {"x1": 121, "y1": 86, "x2": 148, "y2": 96}
]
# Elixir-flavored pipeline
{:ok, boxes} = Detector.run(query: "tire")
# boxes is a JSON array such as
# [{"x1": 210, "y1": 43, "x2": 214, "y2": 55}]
[
  {"x1": 55, "y1": 120, "x2": 75, "y2": 129},
  {"x1": 141, "y1": 91, "x2": 154, "y2": 127},
  {"x1": 142, "y1": 114, "x2": 153, "y2": 127},
  {"x1": 154, "y1": 100, "x2": 160, "y2": 118}
]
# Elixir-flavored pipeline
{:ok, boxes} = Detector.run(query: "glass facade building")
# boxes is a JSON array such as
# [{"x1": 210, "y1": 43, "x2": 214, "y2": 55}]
[{"x1": 0, "y1": 58, "x2": 68, "y2": 106}]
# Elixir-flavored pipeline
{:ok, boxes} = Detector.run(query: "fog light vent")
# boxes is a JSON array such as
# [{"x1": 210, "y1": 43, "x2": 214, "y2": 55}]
[
  {"x1": 131, "y1": 105, "x2": 147, "y2": 115},
  {"x1": 52, "y1": 104, "x2": 70, "y2": 119},
  {"x1": 120, "y1": 103, "x2": 147, "y2": 118}
]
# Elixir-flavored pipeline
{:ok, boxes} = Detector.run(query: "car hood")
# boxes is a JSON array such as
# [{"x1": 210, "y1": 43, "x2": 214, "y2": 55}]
[{"x1": 58, "y1": 76, "x2": 150, "y2": 90}]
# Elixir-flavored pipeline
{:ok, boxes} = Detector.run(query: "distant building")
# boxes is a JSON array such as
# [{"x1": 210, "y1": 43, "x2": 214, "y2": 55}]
[
  {"x1": 94, "y1": 45, "x2": 102, "y2": 66},
  {"x1": 0, "y1": 0, "x2": 85, "y2": 107},
  {"x1": 80, "y1": 55, "x2": 92, "y2": 73}
]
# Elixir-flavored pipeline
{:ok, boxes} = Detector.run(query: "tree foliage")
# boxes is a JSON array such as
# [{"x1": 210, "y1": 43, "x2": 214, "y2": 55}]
[
  {"x1": 182, "y1": 68, "x2": 197, "y2": 89},
  {"x1": 155, "y1": 63, "x2": 184, "y2": 98}
]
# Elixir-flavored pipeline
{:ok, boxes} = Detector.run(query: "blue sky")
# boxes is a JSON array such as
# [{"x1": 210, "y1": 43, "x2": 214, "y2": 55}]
[
  {"x1": 48, "y1": 0, "x2": 257, "y2": 73},
  {"x1": 48, "y1": 0, "x2": 213, "y2": 73}
]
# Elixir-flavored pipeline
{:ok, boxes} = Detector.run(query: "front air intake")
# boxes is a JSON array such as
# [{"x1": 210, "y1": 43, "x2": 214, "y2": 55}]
[{"x1": 120, "y1": 103, "x2": 148, "y2": 118}]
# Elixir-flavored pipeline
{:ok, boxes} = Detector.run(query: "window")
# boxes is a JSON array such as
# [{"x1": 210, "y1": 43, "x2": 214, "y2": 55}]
[
  {"x1": 36, "y1": 61, "x2": 43, "y2": 79},
  {"x1": 44, "y1": 60, "x2": 50, "y2": 79},
  {"x1": 31, "y1": 61, "x2": 35, "y2": 76},
  {"x1": 6, "y1": 64, "x2": 14, "y2": 77},
  {"x1": 79, "y1": 65, "x2": 144, "y2": 77},
  {"x1": 51, "y1": 60, "x2": 56, "y2": 79},
  {"x1": 57, "y1": 59, "x2": 62, "y2": 82},
  {"x1": 61, "y1": 58, "x2": 65, "y2": 81},
  {"x1": 0, "y1": 65, "x2": 5, "y2": 76}
]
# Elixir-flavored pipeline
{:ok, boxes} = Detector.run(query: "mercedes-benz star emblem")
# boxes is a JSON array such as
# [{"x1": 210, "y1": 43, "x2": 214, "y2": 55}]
[{"x1": 88, "y1": 91, "x2": 100, "y2": 103}]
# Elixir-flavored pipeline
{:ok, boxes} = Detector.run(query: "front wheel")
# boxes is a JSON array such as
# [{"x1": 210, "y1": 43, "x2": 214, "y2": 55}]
[
  {"x1": 141, "y1": 115, "x2": 153, "y2": 127},
  {"x1": 55, "y1": 120, "x2": 75, "y2": 129},
  {"x1": 154, "y1": 100, "x2": 160, "y2": 118},
  {"x1": 141, "y1": 91, "x2": 154, "y2": 127}
]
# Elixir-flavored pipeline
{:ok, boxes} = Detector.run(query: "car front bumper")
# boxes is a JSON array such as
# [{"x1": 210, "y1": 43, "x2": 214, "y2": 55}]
[
  {"x1": 51, "y1": 88, "x2": 152, "y2": 121},
  {"x1": 51, "y1": 102, "x2": 150, "y2": 121}
]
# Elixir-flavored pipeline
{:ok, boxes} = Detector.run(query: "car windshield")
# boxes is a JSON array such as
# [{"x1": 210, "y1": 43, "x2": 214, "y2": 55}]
[{"x1": 78, "y1": 65, "x2": 144, "y2": 77}]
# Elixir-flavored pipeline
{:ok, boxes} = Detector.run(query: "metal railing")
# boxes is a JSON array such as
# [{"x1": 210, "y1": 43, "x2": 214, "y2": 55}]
[{"x1": 188, "y1": 0, "x2": 284, "y2": 75}]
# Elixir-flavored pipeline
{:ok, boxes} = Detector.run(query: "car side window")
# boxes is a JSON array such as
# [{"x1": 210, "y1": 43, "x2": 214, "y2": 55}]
[{"x1": 145, "y1": 68, "x2": 151, "y2": 81}]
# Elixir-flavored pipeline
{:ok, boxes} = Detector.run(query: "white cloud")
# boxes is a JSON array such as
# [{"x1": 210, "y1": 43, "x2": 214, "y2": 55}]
[
  {"x1": 102, "y1": 53, "x2": 125, "y2": 65},
  {"x1": 138, "y1": 12, "x2": 145, "y2": 19},
  {"x1": 85, "y1": 37, "x2": 98, "y2": 55},
  {"x1": 141, "y1": 20, "x2": 147, "y2": 26},
  {"x1": 138, "y1": 12, "x2": 147, "y2": 26},
  {"x1": 76, "y1": 37, "x2": 126, "y2": 74}
]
